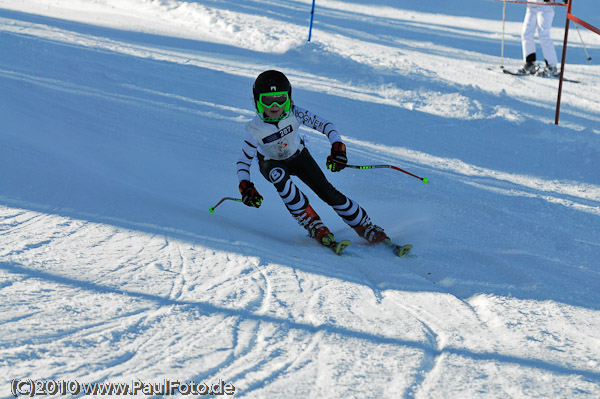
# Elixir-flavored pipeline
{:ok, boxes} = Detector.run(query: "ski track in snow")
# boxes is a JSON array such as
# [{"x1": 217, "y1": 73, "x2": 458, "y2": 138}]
[
  {"x1": 1, "y1": 1, "x2": 600, "y2": 398},
  {"x1": 2, "y1": 203, "x2": 599, "y2": 397}
]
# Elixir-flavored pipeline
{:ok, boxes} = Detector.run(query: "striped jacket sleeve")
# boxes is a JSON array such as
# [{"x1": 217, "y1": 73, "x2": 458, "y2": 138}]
[
  {"x1": 293, "y1": 105, "x2": 343, "y2": 144},
  {"x1": 237, "y1": 131, "x2": 258, "y2": 182}
]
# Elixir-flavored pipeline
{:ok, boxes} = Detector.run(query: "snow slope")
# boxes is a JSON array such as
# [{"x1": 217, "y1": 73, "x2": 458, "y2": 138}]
[{"x1": 1, "y1": 0, "x2": 600, "y2": 397}]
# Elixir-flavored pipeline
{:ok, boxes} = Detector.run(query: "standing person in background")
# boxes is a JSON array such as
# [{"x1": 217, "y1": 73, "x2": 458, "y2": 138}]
[{"x1": 519, "y1": 0, "x2": 568, "y2": 76}]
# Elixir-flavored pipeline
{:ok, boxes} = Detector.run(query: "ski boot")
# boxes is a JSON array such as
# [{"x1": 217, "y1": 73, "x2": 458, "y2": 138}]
[
  {"x1": 354, "y1": 217, "x2": 412, "y2": 257},
  {"x1": 517, "y1": 61, "x2": 537, "y2": 75},
  {"x1": 353, "y1": 217, "x2": 388, "y2": 244},
  {"x1": 294, "y1": 205, "x2": 350, "y2": 254},
  {"x1": 539, "y1": 61, "x2": 559, "y2": 77}
]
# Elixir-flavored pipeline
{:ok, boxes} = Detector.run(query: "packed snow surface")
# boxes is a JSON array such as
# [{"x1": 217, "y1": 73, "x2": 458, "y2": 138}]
[{"x1": 1, "y1": 0, "x2": 600, "y2": 398}]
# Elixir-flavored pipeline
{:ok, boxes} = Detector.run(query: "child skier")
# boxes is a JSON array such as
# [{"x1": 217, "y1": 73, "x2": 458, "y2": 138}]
[{"x1": 236, "y1": 70, "x2": 409, "y2": 255}]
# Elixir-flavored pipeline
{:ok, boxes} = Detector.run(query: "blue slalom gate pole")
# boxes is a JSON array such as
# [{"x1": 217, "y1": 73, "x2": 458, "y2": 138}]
[{"x1": 307, "y1": 0, "x2": 316, "y2": 41}]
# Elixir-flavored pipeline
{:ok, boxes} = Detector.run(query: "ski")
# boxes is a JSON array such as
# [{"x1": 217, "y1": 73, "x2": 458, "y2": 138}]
[
  {"x1": 502, "y1": 68, "x2": 528, "y2": 76},
  {"x1": 322, "y1": 237, "x2": 410, "y2": 257},
  {"x1": 502, "y1": 68, "x2": 580, "y2": 83},
  {"x1": 327, "y1": 239, "x2": 351, "y2": 255},
  {"x1": 536, "y1": 71, "x2": 580, "y2": 83},
  {"x1": 383, "y1": 238, "x2": 413, "y2": 258}
]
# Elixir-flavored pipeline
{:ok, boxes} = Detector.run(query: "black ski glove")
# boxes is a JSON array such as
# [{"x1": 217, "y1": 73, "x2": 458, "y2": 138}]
[
  {"x1": 326, "y1": 142, "x2": 347, "y2": 172},
  {"x1": 239, "y1": 180, "x2": 263, "y2": 208}
]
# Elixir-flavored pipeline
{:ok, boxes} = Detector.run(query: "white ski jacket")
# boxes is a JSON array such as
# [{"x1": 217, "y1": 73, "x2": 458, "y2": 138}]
[{"x1": 237, "y1": 104, "x2": 343, "y2": 182}]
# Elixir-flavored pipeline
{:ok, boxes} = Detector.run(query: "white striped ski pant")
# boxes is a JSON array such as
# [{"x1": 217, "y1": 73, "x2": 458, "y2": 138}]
[{"x1": 258, "y1": 148, "x2": 368, "y2": 228}]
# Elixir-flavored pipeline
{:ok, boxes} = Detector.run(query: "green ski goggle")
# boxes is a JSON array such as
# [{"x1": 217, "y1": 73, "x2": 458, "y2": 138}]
[{"x1": 256, "y1": 91, "x2": 291, "y2": 114}]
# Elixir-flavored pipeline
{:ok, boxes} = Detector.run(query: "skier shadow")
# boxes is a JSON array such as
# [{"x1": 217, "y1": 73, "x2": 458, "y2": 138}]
[{"x1": 2, "y1": 260, "x2": 599, "y2": 385}]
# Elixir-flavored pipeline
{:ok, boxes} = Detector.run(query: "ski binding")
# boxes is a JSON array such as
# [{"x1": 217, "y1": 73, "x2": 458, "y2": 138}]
[
  {"x1": 383, "y1": 238, "x2": 412, "y2": 257},
  {"x1": 328, "y1": 239, "x2": 351, "y2": 255}
]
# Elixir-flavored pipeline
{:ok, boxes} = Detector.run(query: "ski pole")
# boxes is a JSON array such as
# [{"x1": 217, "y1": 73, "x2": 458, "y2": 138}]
[
  {"x1": 346, "y1": 164, "x2": 429, "y2": 184},
  {"x1": 501, "y1": 0, "x2": 507, "y2": 68},
  {"x1": 574, "y1": 23, "x2": 592, "y2": 61},
  {"x1": 209, "y1": 197, "x2": 242, "y2": 213},
  {"x1": 307, "y1": 0, "x2": 316, "y2": 42}
]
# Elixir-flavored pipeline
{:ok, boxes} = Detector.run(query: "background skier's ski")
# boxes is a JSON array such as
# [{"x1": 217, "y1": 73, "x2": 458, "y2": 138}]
[{"x1": 502, "y1": 68, "x2": 580, "y2": 83}]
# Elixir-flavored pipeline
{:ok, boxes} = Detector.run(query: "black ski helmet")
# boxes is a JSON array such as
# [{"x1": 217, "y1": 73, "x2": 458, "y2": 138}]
[{"x1": 252, "y1": 70, "x2": 292, "y2": 106}]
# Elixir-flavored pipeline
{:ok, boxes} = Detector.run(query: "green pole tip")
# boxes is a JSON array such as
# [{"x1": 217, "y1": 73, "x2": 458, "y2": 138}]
[
  {"x1": 209, "y1": 207, "x2": 215, "y2": 213},
  {"x1": 423, "y1": 177, "x2": 429, "y2": 184}
]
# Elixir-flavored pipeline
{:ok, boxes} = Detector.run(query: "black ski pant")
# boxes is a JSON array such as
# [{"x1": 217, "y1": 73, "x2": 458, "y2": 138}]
[{"x1": 258, "y1": 148, "x2": 367, "y2": 227}]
